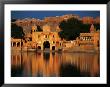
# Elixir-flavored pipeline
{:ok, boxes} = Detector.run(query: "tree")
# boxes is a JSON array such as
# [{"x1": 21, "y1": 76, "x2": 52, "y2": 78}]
[
  {"x1": 11, "y1": 23, "x2": 24, "y2": 38},
  {"x1": 58, "y1": 17, "x2": 100, "y2": 40},
  {"x1": 94, "y1": 24, "x2": 100, "y2": 31},
  {"x1": 11, "y1": 18, "x2": 16, "y2": 22},
  {"x1": 37, "y1": 25, "x2": 42, "y2": 31},
  {"x1": 59, "y1": 18, "x2": 82, "y2": 40}
]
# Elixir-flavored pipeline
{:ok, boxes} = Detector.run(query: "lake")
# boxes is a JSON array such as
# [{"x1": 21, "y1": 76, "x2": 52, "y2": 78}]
[{"x1": 11, "y1": 51, "x2": 100, "y2": 77}]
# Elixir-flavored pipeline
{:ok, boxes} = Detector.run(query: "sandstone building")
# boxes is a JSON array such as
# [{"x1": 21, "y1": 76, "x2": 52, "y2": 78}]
[
  {"x1": 11, "y1": 24, "x2": 63, "y2": 51},
  {"x1": 11, "y1": 23, "x2": 99, "y2": 52},
  {"x1": 11, "y1": 14, "x2": 100, "y2": 52}
]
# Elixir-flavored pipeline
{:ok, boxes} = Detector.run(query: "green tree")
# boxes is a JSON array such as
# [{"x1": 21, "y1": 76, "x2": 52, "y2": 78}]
[
  {"x1": 11, "y1": 18, "x2": 16, "y2": 22},
  {"x1": 59, "y1": 17, "x2": 100, "y2": 40},
  {"x1": 11, "y1": 23, "x2": 24, "y2": 38},
  {"x1": 59, "y1": 18, "x2": 82, "y2": 40},
  {"x1": 80, "y1": 24, "x2": 100, "y2": 33},
  {"x1": 94, "y1": 24, "x2": 100, "y2": 31},
  {"x1": 37, "y1": 25, "x2": 42, "y2": 31}
]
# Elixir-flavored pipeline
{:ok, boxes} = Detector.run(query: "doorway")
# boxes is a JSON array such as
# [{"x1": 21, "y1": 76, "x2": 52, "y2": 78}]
[
  {"x1": 52, "y1": 46, "x2": 55, "y2": 50},
  {"x1": 43, "y1": 41, "x2": 50, "y2": 50}
]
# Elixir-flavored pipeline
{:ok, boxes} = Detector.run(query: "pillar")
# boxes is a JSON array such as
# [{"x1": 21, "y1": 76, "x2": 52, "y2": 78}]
[
  {"x1": 41, "y1": 45, "x2": 43, "y2": 50},
  {"x1": 11, "y1": 42, "x2": 13, "y2": 47},
  {"x1": 86, "y1": 37, "x2": 88, "y2": 41},
  {"x1": 84, "y1": 37, "x2": 86, "y2": 40},
  {"x1": 16, "y1": 42, "x2": 17, "y2": 47},
  {"x1": 50, "y1": 45, "x2": 52, "y2": 50},
  {"x1": 20, "y1": 42, "x2": 21, "y2": 47},
  {"x1": 83, "y1": 37, "x2": 84, "y2": 40}
]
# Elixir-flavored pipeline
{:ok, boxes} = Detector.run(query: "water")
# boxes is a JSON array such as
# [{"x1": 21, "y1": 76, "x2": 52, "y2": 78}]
[{"x1": 11, "y1": 51, "x2": 100, "y2": 77}]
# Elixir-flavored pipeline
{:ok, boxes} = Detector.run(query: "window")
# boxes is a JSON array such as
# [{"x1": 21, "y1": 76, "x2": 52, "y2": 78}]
[
  {"x1": 38, "y1": 46, "x2": 41, "y2": 49},
  {"x1": 53, "y1": 41, "x2": 55, "y2": 44},
  {"x1": 38, "y1": 35, "x2": 40, "y2": 38},
  {"x1": 60, "y1": 43, "x2": 61, "y2": 46},
  {"x1": 30, "y1": 38, "x2": 32, "y2": 41},
  {"x1": 53, "y1": 35, "x2": 54, "y2": 38},
  {"x1": 46, "y1": 35, "x2": 47, "y2": 38}
]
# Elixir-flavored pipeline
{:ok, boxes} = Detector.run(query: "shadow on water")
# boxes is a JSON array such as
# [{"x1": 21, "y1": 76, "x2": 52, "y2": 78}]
[
  {"x1": 52, "y1": 52, "x2": 55, "y2": 58},
  {"x1": 11, "y1": 66, "x2": 23, "y2": 77},
  {"x1": 43, "y1": 52, "x2": 50, "y2": 62},
  {"x1": 59, "y1": 63, "x2": 82, "y2": 77}
]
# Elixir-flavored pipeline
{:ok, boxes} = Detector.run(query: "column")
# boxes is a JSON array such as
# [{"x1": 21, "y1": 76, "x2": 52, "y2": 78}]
[
  {"x1": 20, "y1": 42, "x2": 21, "y2": 47},
  {"x1": 50, "y1": 45, "x2": 52, "y2": 50},
  {"x1": 11, "y1": 42, "x2": 13, "y2": 47},
  {"x1": 16, "y1": 42, "x2": 17, "y2": 47},
  {"x1": 86, "y1": 37, "x2": 87, "y2": 41},
  {"x1": 82, "y1": 37, "x2": 84, "y2": 40},
  {"x1": 41, "y1": 44, "x2": 43, "y2": 50}
]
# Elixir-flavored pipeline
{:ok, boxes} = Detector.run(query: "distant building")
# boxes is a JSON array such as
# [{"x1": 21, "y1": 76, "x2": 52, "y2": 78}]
[
  {"x1": 82, "y1": 16, "x2": 94, "y2": 24},
  {"x1": 78, "y1": 24, "x2": 100, "y2": 50},
  {"x1": 94, "y1": 17, "x2": 100, "y2": 24},
  {"x1": 62, "y1": 24, "x2": 100, "y2": 51}
]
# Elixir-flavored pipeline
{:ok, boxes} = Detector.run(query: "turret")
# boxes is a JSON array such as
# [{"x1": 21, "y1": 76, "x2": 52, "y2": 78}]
[
  {"x1": 32, "y1": 25, "x2": 37, "y2": 32},
  {"x1": 90, "y1": 24, "x2": 95, "y2": 33}
]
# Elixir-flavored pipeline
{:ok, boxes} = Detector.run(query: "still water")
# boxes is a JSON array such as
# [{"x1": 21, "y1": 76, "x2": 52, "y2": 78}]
[{"x1": 11, "y1": 51, "x2": 100, "y2": 77}]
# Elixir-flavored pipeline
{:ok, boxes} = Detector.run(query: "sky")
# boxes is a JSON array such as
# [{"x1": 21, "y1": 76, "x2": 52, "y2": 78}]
[{"x1": 11, "y1": 11, "x2": 100, "y2": 19}]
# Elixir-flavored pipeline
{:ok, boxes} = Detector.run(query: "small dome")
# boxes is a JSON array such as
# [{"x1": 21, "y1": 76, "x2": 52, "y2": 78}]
[{"x1": 32, "y1": 25, "x2": 37, "y2": 32}]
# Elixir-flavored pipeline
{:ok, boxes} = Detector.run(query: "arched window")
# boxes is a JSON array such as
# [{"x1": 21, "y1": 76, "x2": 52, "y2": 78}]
[
  {"x1": 53, "y1": 41, "x2": 55, "y2": 44},
  {"x1": 38, "y1": 35, "x2": 40, "y2": 38},
  {"x1": 38, "y1": 46, "x2": 41, "y2": 49},
  {"x1": 17, "y1": 42, "x2": 20, "y2": 47},
  {"x1": 13, "y1": 42, "x2": 16, "y2": 47},
  {"x1": 53, "y1": 35, "x2": 54, "y2": 38},
  {"x1": 52, "y1": 46, "x2": 55, "y2": 50},
  {"x1": 60, "y1": 43, "x2": 61, "y2": 46}
]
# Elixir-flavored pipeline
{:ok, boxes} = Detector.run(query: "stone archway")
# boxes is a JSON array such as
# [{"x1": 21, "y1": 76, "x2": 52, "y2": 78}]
[
  {"x1": 13, "y1": 42, "x2": 16, "y2": 47},
  {"x1": 43, "y1": 41, "x2": 50, "y2": 50},
  {"x1": 38, "y1": 46, "x2": 41, "y2": 50},
  {"x1": 17, "y1": 42, "x2": 20, "y2": 47},
  {"x1": 52, "y1": 46, "x2": 55, "y2": 50}
]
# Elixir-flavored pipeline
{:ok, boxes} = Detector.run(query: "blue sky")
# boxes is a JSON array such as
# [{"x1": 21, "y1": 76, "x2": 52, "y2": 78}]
[{"x1": 11, "y1": 11, "x2": 100, "y2": 19}]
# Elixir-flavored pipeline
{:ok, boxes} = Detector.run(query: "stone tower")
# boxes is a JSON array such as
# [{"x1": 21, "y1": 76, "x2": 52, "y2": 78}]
[{"x1": 31, "y1": 25, "x2": 37, "y2": 43}]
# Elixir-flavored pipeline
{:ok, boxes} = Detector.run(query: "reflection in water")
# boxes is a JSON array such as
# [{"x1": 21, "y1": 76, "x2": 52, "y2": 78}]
[{"x1": 11, "y1": 51, "x2": 100, "y2": 77}]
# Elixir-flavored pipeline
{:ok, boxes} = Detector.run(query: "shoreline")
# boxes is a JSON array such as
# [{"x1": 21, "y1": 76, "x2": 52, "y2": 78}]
[{"x1": 11, "y1": 48, "x2": 99, "y2": 54}]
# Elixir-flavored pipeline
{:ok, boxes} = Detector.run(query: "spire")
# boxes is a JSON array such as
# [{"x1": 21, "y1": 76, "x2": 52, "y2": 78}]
[{"x1": 90, "y1": 24, "x2": 95, "y2": 33}]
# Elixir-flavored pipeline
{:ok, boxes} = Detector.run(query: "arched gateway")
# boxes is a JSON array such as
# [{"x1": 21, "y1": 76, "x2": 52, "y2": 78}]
[
  {"x1": 43, "y1": 41, "x2": 50, "y2": 50},
  {"x1": 31, "y1": 24, "x2": 62, "y2": 51}
]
